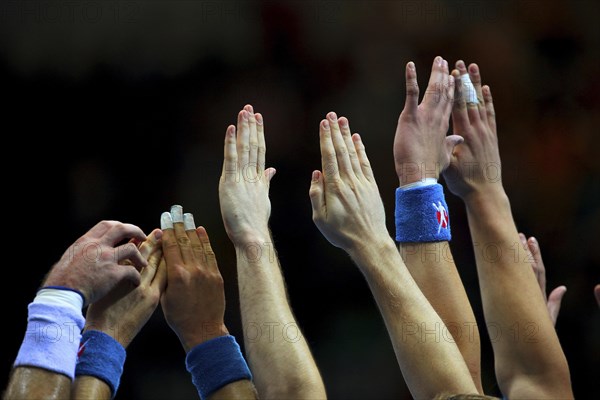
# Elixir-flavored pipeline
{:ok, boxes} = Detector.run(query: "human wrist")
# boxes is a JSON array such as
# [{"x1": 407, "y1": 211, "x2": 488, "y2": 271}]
[
  {"x1": 462, "y1": 187, "x2": 510, "y2": 211},
  {"x1": 230, "y1": 228, "x2": 271, "y2": 247},
  {"x1": 396, "y1": 161, "x2": 439, "y2": 187},
  {"x1": 347, "y1": 235, "x2": 397, "y2": 266},
  {"x1": 83, "y1": 322, "x2": 133, "y2": 349},
  {"x1": 180, "y1": 323, "x2": 229, "y2": 353}
]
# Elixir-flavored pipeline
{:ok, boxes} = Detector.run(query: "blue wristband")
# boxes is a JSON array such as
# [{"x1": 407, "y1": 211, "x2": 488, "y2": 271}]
[
  {"x1": 186, "y1": 335, "x2": 252, "y2": 399},
  {"x1": 395, "y1": 183, "x2": 451, "y2": 242},
  {"x1": 75, "y1": 330, "x2": 126, "y2": 398}
]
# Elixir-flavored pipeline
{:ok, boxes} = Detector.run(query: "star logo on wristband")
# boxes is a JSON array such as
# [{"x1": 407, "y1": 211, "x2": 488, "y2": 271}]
[
  {"x1": 432, "y1": 201, "x2": 448, "y2": 233},
  {"x1": 77, "y1": 338, "x2": 90, "y2": 360}
]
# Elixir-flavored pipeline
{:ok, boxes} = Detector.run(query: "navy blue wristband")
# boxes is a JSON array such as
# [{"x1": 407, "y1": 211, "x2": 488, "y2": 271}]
[
  {"x1": 75, "y1": 330, "x2": 126, "y2": 398},
  {"x1": 186, "y1": 335, "x2": 252, "y2": 399},
  {"x1": 395, "y1": 183, "x2": 451, "y2": 242}
]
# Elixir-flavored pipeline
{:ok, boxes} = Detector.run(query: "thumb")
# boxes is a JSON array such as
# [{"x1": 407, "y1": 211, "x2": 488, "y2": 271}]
[
  {"x1": 445, "y1": 134, "x2": 464, "y2": 154},
  {"x1": 309, "y1": 170, "x2": 325, "y2": 222},
  {"x1": 264, "y1": 167, "x2": 276, "y2": 187},
  {"x1": 547, "y1": 285, "x2": 567, "y2": 327}
]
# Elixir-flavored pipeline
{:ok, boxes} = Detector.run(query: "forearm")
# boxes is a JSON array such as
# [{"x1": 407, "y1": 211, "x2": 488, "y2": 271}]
[
  {"x1": 399, "y1": 242, "x2": 482, "y2": 392},
  {"x1": 71, "y1": 376, "x2": 111, "y2": 400},
  {"x1": 464, "y1": 190, "x2": 572, "y2": 396},
  {"x1": 208, "y1": 379, "x2": 258, "y2": 400},
  {"x1": 5, "y1": 367, "x2": 71, "y2": 400},
  {"x1": 351, "y1": 239, "x2": 477, "y2": 398},
  {"x1": 235, "y1": 233, "x2": 326, "y2": 400}
]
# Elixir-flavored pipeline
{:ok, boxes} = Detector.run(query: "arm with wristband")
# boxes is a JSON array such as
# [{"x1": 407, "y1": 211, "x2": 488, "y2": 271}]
[
  {"x1": 443, "y1": 60, "x2": 573, "y2": 398},
  {"x1": 5, "y1": 221, "x2": 148, "y2": 400},
  {"x1": 160, "y1": 205, "x2": 257, "y2": 400},
  {"x1": 219, "y1": 105, "x2": 326, "y2": 399},
  {"x1": 72, "y1": 228, "x2": 167, "y2": 399},
  {"x1": 309, "y1": 112, "x2": 478, "y2": 398},
  {"x1": 393, "y1": 56, "x2": 482, "y2": 392}
]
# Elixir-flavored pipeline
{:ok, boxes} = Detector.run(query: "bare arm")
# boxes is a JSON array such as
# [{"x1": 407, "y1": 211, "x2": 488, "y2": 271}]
[
  {"x1": 393, "y1": 57, "x2": 482, "y2": 391},
  {"x1": 160, "y1": 207, "x2": 257, "y2": 400},
  {"x1": 443, "y1": 60, "x2": 572, "y2": 398},
  {"x1": 219, "y1": 105, "x2": 326, "y2": 399},
  {"x1": 5, "y1": 221, "x2": 147, "y2": 400},
  {"x1": 5, "y1": 368, "x2": 71, "y2": 400},
  {"x1": 72, "y1": 229, "x2": 167, "y2": 399},
  {"x1": 309, "y1": 112, "x2": 478, "y2": 398}
]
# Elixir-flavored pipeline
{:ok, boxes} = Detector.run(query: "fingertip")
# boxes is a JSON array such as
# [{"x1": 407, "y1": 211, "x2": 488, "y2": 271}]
[
  {"x1": 255, "y1": 113, "x2": 263, "y2": 125},
  {"x1": 456, "y1": 60, "x2": 466, "y2": 70},
  {"x1": 338, "y1": 116, "x2": 348, "y2": 128},
  {"x1": 312, "y1": 170, "x2": 321, "y2": 182},
  {"x1": 451, "y1": 69, "x2": 460, "y2": 78},
  {"x1": 152, "y1": 228, "x2": 163, "y2": 241},
  {"x1": 352, "y1": 133, "x2": 361, "y2": 142},
  {"x1": 468, "y1": 63, "x2": 479, "y2": 74},
  {"x1": 327, "y1": 111, "x2": 338, "y2": 121},
  {"x1": 321, "y1": 119, "x2": 330, "y2": 130},
  {"x1": 244, "y1": 104, "x2": 254, "y2": 113}
]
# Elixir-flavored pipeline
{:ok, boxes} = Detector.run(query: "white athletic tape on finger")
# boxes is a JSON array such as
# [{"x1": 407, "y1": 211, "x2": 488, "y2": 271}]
[
  {"x1": 171, "y1": 205, "x2": 184, "y2": 223},
  {"x1": 161, "y1": 212, "x2": 173, "y2": 229},
  {"x1": 184, "y1": 213, "x2": 196, "y2": 231},
  {"x1": 461, "y1": 73, "x2": 479, "y2": 104}
]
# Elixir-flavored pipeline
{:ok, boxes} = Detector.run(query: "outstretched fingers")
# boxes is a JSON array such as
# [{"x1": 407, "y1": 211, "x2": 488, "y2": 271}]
[
  {"x1": 423, "y1": 56, "x2": 445, "y2": 106},
  {"x1": 256, "y1": 113, "x2": 266, "y2": 174},
  {"x1": 327, "y1": 112, "x2": 354, "y2": 180},
  {"x1": 338, "y1": 117, "x2": 363, "y2": 179},
  {"x1": 404, "y1": 61, "x2": 419, "y2": 114},
  {"x1": 319, "y1": 118, "x2": 340, "y2": 181},
  {"x1": 237, "y1": 109, "x2": 251, "y2": 168},
  {"x1": 222, "y1": 125, "x2": 238, "y2": 179},
  {"x1": 309, "y1": 170, "x2": 326, "y2": 222},
  {"x1": 352, "y1": 134, "x2": 374, "y2": 181},
  {"x1": 482, "y1": 85, "x2": 497, "y2": 135}
]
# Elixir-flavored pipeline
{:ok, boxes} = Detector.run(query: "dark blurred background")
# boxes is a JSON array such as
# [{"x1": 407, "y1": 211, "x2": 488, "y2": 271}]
[{"x1": 1, "y1": 0, "x2": 599, "y2": 398}]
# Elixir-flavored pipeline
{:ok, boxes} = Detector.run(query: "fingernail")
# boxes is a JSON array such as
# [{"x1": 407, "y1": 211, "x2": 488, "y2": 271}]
[
  {"x1": 312, "y1": 170, "x2": 319, "y2": 181},
  {"x1": 328, "y1": 112, "x2": 337, "y2": 121},
  {"x1": 160, "y1": 212, "x2": 173, "y2": 229},
  {"x1": 339, "y1": 118, "x2": 348, "y2": 127},
  {"x1": 246, "y1": 104, "x2": 254, "y2": 113},
  {"x1": 407, "y1": 61, "x2": 415, "y2": 70},
  {"x1": 171, "y1": 205, "x2": 183, "y2": 223},
  {"x1": 184, "y1": 213, "x2": 196, "y2": 231},
  {"x1": 256, "y1": 113, "x2": 263, "y2": 125},
  {"x1": 154, "y1": 230, "x2": 163, "y2": 240},
  {"x1": 322, "y1": 120, "x2": 330, "y2": 129},
  {"x1": 242, "y1": 110, "x2": 249, "y2": 120},
  {"x1": 457, "y1": 60, "x2": 465, "y2": 69},
  {"x1": 469, "y1": 64, "x2": 478, "y2": 74},
  {"x1": 435, "y1": 56, "x2": 442, "y2": 66}
]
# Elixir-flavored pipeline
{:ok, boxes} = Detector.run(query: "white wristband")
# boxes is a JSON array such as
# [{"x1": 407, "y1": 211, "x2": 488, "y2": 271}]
[
  {"x1": 35, "y1": 288, "x2": 83, "y2": 312},
  {"x1": 399, "y1": 177, "x2": 437, "y2": 191}
]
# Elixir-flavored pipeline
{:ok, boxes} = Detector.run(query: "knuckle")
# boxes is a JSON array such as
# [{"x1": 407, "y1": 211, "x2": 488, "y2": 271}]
[{"x1": 177, "y1": 236, "x2": 191, "y2": 247}]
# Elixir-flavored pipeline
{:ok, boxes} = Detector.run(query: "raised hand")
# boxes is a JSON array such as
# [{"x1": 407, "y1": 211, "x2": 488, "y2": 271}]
[
  {"x1": 219, "y1": 105, "x2": 276, "y2": 246},
  {"x1": 518, "y1": 233, "x2": 567, "y2": 326},
  {"x1": 160, "y1": 206, "x2": 228, "y2": 352},
  {"x1": 443, "y1": 61, "x2": 503, "y2": 200},
  {"x1": 309, "y1": 112, "x2": 389, "y2": 252},
  {"x1": 84, "y1": 229, "x2": 167, "y2": 348},
  {"x1": 44, "y1": 220, "x2": 147, "y2": 305},
  {"x1": 394, "y1": 56, "x2": 463, "y2": 186}
]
